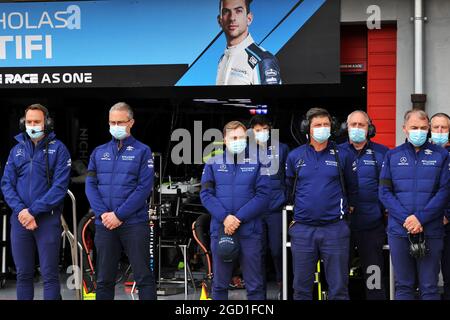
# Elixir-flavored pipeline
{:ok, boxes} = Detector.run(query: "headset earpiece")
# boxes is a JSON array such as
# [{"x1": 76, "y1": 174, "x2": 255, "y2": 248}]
[
  {"x1": 368, "y1": 123, "x2": 376, "y2": 139},
  {"x1": 331, "y1": 116, "x2": 340, "y2": 137},
  {"x1": 300, "y1": 118, "x2": 310, "y2": 136},
  {"x1": 19, "y1": 117, "x2": 26, "y2": 132},
  {"x1": 44, "y1": 116, "x2": 54, "y2": 134}
]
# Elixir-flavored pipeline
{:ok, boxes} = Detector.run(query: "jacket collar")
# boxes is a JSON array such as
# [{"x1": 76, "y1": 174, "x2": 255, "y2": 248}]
[
  {"x1": 15, "y1": 131, "x2": 56, "y2": 149},
  {"x1": 404, "y1": 139, "x2": 432, "y2": 154},
  {"x1": 110, "y1": 135, "x2": 136, "y2": 149},
  {"x1": 225, "y1": 34, "x2": 254, "y2": 56},
  {"x1": 307, "y1": 140, "x2": 337, "y2": 154},
  {"x1": 347, "y1": 140, "x2": 373, "y2": 154}
]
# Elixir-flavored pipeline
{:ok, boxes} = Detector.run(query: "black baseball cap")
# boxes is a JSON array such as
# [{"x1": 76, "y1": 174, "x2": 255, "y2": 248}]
[{"x1": 217, "y1": 226, "x2": 240, "y2": 263}]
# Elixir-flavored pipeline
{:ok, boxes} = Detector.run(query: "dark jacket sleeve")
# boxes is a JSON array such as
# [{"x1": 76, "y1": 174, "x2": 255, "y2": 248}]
[
  {"x1": 378, "y1": 152, "x2": 410, "y2": 225},
  {"x1": 200, "y1": 163, "x2": 229, "y2": 223},
  {"x1": 415, "y1": 152, "x2": 450, "y2": 225},
  {"x1": 342, "y1": 150, "x2": 358, "y2": 207},
  {"x1": 235, "y1": 165, "x2": 271, "y2": 223},
  {"x1": 285, "y1": 152, "x2": 296, "y2": 205},
  {"x1": 1, "y1": 147, "x2": 26, "y2": 216},
  {"x1": 85, "y1": 148, "x2": 110, "y2": 219},
  {"x1": 259, "y1": 55, "x2": 282, "y2": 85}
]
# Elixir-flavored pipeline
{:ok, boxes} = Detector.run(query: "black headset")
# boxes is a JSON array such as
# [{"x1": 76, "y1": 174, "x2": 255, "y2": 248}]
[
  {"x1": 340, "y1": 112, "x2": 377, "y2": 139},
  {"x1": 408, "y1": 232, "x2": 428, "y2": 259},
  {"x1": 19, "y1": 106, "x2": 54, "y2": 134},
  {"x1": 299, "y1": 110, "x2": 340, "y2": 137}
]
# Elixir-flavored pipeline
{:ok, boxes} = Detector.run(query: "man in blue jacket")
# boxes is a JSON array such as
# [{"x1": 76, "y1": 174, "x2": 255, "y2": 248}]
[
  {"x1": 340, "y1": 110, "x2": 389, "y2": 300},
  {"x1": 429, "y1": 112, "x2": 450, "y2": 300},
  {"x1": 1, "y1": 104, "x2": 71, "y2": 300},
  {"x1": 249, "y1": 115, "x2": 289, "y2": 298},
  {"x1": 286, "y1": 107, "x2": 357, "y2": 300},
  {"x1": 379, "y1": 109, "x2": 449, "y2": 300},
  {"x1": 85, "y1": 102, "x2": 156, "y2": 300},
  {"x1": 200, "y1": 120, "x2": 270, "y2": 300}
]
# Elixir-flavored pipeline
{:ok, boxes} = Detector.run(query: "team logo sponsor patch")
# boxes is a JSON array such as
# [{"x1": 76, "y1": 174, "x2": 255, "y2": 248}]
[
  {"x1": 363, "y1": 160, "x2": 376, "y2": 166},
  {"x1": 218, "y1": 164, "x2": 228, "y2": 172},
  {"x1": 240, "y1": 166, "x2": 255, "y2": 173},
  {"x1": 101, "y1": 152, "x2": 111, "y2": 161},
  {"x1": 325, "y1": 160, "x2": 338, "y2": 167},
  {"x1": 248, "y1": 56, "x2": 258, "y2": 68},
  {"x1": 265, "y1": 69, "x2": 278, "y2": 78},
  {"x1": 424, "y1": 149, "x2": 433, "y2": 155},
  {"x1": 15, "y1": 148, "x2": 24, "y2": 157},
  {"x1": 421, "y1": 160, "x2": 437, "y2": 166},
  {"x1": 296, "y1": 160, "x2": 306, "y2": 168},
  {"x1": 43, "y1": 149, "x2": 56, "y2": 155},
  {"x1": 398, "y1": 157, "x2": 409, "y2": 166}
]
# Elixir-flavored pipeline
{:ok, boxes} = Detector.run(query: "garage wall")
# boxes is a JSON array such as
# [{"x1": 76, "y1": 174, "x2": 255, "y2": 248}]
[{"x1": 341, "y1": 0, "x2": 450, "y2": 146}]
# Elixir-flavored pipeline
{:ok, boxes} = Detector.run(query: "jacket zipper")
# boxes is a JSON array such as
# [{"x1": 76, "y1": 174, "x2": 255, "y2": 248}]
[
  {"x1": 413, "y1": 149, "x2": 418, "y2": 215},
  {"x1": 110, "y1": 143, "x2": 125, "y2": 210},
  {"x1": 28, "y1": 140, "x2": 34, "y2": 206}
]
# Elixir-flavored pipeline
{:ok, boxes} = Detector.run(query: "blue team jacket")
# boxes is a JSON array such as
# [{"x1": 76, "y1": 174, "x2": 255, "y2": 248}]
[
  {"x1": 379, "y1": 141, "x2": 450, "y2": 238},
  {"x1": 340, "y1": 141, "x2": 389, "y2": 231},
  {"x1": 258, "y1": 141, "x2": 290, "y2": 214},
  {"x1": 285, "y1": 142, "x2": 358, "y2": 226},
  {"x1": 200, "y1": 150, "x2": 271, "y2": 238},
  {"x1": 85, "y1": 136, "x2": 154, "y2": 226},
  {"x1": 1, "y1": 132, "x2": 71, "y2": 218}
]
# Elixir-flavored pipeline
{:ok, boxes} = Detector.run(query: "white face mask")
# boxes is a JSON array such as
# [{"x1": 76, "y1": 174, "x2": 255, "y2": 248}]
[
  {"x1": 312, "y1": 127, "x2": 331, "y2": 143},
  {"x1": 227, "y1": 139, "x2": 247, "y2": 154},
  {"x1": 26, "y1": 126, "x2": 44, "y2": 139},
  {"x1": 109, "y1": 125, "x2": 128, "y2": 140},
  {"x1": 255, "y1": 130, "x2": 270, "y2": 143}
]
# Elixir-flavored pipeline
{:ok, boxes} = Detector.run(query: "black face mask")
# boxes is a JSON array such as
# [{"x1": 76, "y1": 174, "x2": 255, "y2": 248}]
[{"x1": 408, "y1": 232, "x2": 428, "y2": 259}]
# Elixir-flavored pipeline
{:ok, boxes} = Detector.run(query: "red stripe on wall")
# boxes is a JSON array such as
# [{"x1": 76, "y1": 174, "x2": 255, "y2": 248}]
[{"x1": 367, "y1": 25, "x2": 397, "y2": 149}]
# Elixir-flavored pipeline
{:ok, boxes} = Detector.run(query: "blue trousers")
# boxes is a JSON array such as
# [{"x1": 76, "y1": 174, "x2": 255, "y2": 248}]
[
  {"x1": 94, "y1": 223, "x2": 156, "y2": 300},
  {"x1": 442, "y1": 225, "x2": 450, "y2": 300},
  {"x1": 289, "y1": 220, "x2": 350, "y2": 300},
  {"x1": 388, "y1": 235, "x2": 443, "y2": 300},
  {"x1": 262, "y1": 212, "x2": 283, "y2": 284},
  {"x1": 10, "y1": 213, "x2": 61, "y2": 300},
  {"x1": 352, "y1": 224, "x2": 387, "y2": 300},
  {"x1": 211, "y1": 233, "x2": 264, "y2": 300}
]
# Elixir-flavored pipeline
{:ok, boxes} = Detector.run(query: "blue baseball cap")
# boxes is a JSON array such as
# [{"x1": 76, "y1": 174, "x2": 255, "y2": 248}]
[{"x1": 217, "y1": 227, "x2": 240, "y2": 263}]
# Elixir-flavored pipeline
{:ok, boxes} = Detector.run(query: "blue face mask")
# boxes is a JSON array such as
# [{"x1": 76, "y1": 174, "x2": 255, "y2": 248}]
[
  {"x1": 349, "y1": 127, "x2": 367, "y2": 143},
  {"x1": 255, "y1": 130, "x2": 270, "y2": 143},
  {"x1": 109, "y1": 125, "x2": 128, "y2": 140},
  {"x1": 431, "y1": 132, "x2": 449, "y2": 146},
  {"x1": 408, "y1": 129, "x2": 428, "y2": 147},
  {"x1": 227, "y1": 139, "x2": 247, "y2": 154},
  {"x1": 26, "y1": 126, "x2": 44, "y2": 140},
  {"x1": 312, "y1": 127, "x2": 331, "y2": 143}
]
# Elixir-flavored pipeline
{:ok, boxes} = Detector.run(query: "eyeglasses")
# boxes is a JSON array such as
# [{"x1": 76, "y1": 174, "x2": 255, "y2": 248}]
[{"x1": 109, "y1": 120, "x2": 130, "y2": 126}]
